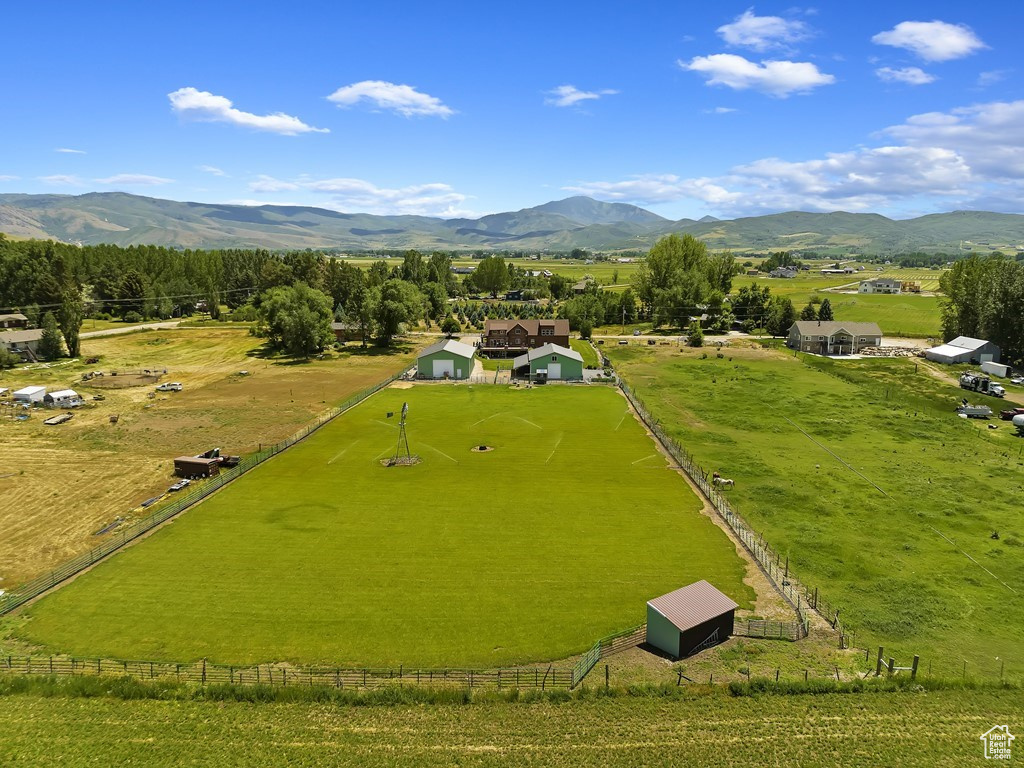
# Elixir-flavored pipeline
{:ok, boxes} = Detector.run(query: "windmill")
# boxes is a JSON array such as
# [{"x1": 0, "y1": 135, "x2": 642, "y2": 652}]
[{"x1": 393, "y1": 402, "x2": 411, "y2": 462}]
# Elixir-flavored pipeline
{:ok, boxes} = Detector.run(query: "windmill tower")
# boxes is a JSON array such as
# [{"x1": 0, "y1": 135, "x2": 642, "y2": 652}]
[{"x1": 393, "y1": 402, "x2": 411, "y2": 462}]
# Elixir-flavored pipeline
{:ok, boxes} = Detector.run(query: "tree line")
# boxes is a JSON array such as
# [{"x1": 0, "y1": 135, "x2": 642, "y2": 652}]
[{"x1": 940, "y1": 254, "x2": 1024, "y2": 365}]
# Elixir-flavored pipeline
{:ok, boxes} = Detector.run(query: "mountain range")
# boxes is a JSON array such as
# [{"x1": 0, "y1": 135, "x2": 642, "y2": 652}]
[{"x1": 1, "y1": 192, "x2": 1023, "y2": 254}]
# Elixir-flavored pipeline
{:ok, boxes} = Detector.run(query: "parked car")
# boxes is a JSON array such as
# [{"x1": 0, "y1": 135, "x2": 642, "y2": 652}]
[
  {"x1": 156, "y1": 382, "x2": 183, "y2": 392},
  {"x1": 633, "y1": 330, "x2": 641, "y2": 336},
  {"x1": 1011, "y1": 375, "x2": 1024, "y2": 385},
  {"x1": 168, "y1": 479, "x2": 191, "y2": 492},
  {"x1": 1000, "y1": 407, "x2": 1024, "y2": 421}
]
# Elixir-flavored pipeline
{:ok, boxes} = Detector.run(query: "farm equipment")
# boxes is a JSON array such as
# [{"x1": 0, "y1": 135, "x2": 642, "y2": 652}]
[
  {"x1": 957, "y1": 403, "x2": 993, "y2": 419},
  {"x1": 43, "y1": 412, "x2": 73, "y2": 426},
  {"x1": 1013, "y1": 414, "x2": 1024, "y2": 435},
  {"x1": 959, "y1": 372, "x2": 1005, "y2": 398}
]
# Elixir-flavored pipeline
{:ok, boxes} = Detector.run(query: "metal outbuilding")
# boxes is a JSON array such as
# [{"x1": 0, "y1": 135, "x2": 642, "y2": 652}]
[
  {"x1": 416, "y1": 338, "x2": 476, "y2": 379},
  {"x1": 44, "y1": 389, "x2": 83, "y2": 408},
  {"x1": 13, "y1": 386, "x2": 47, "y2": 404},
  {"x1": 924, "y1": 336, "x2": 1001, "y2": 364},
  {"x1": 511, "y1": 343, "x2": 584, "y2": 381},
  {"x1": 646, "y1": 580, "x2": 738, "y2": 659}
]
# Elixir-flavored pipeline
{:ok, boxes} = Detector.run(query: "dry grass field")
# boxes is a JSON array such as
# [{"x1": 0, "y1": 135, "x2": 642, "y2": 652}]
[{"x1": 0, "y1": 329, "x2": 417, "y2": 586}]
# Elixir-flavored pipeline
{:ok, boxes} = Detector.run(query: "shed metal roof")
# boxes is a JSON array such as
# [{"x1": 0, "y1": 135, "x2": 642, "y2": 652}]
[
  {"x1": 512, "y1": 342, "x2": 583, "y2": 368},
  {"x1": 417, "y1": 338, "x2": 477, "y2": 360},
  {"x1": 13, "y1": 386, "x2": 46, "y2": 396},
  {"x1": 47, "y1": 389, "x2": 80, "y2": 399},
  {"x1": 647, "y1": 580, "x2": 738, "y2": 632},
  {"x1": 926, "y1": 343, "x2": 972, "y2": 359},
  {"x1": 948, "y1": 336, "x2": 992, "y2": 350}
]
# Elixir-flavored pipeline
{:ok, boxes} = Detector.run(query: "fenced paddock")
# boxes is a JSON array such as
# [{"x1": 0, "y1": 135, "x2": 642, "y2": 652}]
[
  {"x1": 619, "y1": 380, "x2": 817, "y2": 640},
  {"x1": 12, "y1": 385, "x2": 750, "y2": 670}
]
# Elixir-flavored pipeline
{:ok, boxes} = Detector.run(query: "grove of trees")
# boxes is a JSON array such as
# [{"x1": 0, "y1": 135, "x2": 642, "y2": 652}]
[{"x1": 940, "y1": 254, "x2": 1024, "y2": 364}]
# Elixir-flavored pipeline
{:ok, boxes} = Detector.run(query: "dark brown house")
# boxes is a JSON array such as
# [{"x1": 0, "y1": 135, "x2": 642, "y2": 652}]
[
  {"x1": 480, "y1": 318, "x2": 569, "y2": 357},
  {"x1": 0, "y1": 313, "x2": 29, "y2": 330}
]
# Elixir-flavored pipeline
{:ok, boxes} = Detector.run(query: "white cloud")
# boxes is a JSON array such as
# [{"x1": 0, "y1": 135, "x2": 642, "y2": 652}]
[
  {"x1": 883, "y1": 100, "x2": 1024, "y2": 180},
  {"x1": 54, "y1": 148, "x2": 86, "y2": 154},
  {"x1": 872, "y1": 20, "x2": 986, "y2": 62},
  {"x1": 977, "y1": 70, "x2": 1008, "y2": 87},
  {"x1": 544, "y1": 85, "x2": 619, "y2": 108},
  {"x1": 38, "y1": 175, "x2": 84, "y2": 186},
  {"x1": 198, "y1": 165, "x2": 227, "y2": 177},
  {"x1": 681, "y1": 54, "x2": 834, "y2": 97},
  {"x1": 564, "y1": 174, "x2": 741, "y2": 206},
  {"x1": 706, "y1": 106, "x2": 738, "y2": 114},
  {"x1": 248, "y1": 175, "x2": 472, "y2": 216},
  {"x1": 875, "y1": 66, "x2": 935, "y2": 85},
  {"x1": 96, "y1": 174, "x2": 174, "y2": 186},
  {"x1": 0, "y1": 175, "x2": 20, "y2": 181},
  {"x1": 565, "y1": 99, "x2": 1024, "y2": 217},
  {"x1": 326, "y1": 81, "x2": 454, "y2": 118},
  {"x1": 717, "y1": 9, "x2": 812, "y2": 52},
  {"x1": 168, "y1": 87, "x2": 328, "y2": 135}
]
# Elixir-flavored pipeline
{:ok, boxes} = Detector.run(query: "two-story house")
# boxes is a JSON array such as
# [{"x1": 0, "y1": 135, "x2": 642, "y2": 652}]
[
  {"x1": 480, "y1": 318, "x2": 570, "y2": 358},
  {"x1": 858, "y1": 278, "x2": 901, "y2": 294},
  {"x1": 787, "y1": 320, "x2": 882, "y2": 356}
]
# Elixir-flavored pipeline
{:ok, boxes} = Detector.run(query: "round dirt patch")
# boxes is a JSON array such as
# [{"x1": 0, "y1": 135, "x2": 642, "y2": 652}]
[{"x1": 470, "y1": 445, "x2": 494, "y2": 453}]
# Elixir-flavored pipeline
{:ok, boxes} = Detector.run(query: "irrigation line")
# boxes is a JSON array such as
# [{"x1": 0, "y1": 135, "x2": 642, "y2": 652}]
[
  {"x1": 768, "y1": 406, "x2": 890, "y2": 498},
  {"x1": 928, "y1": 526, "x2": 1017, "y2": 594}
]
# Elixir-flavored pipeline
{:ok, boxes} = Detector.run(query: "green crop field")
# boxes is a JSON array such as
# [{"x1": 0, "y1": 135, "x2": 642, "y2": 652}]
[
  {"x1": 607, "y1": 344, "x2": 1024, "y2": 676},
  {"x1": 17, "y1": 386, "x2": 749, "y2": 668},
  {"x1": 1, "y1": 686, "x2": 1018, "y2": 767}
]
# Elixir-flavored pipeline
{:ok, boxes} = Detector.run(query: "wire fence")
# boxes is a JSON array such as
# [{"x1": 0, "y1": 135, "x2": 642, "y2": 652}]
[
  {"x1": 0, "y1": 655, "x2": 574, "y2": 690},
  {"x1": 618, "y1": 380, "x2": 819, "y2": 640},
  {"x1": 571, "y1": 625, "x2": 646, "y2": 687},
  {"x1": 0, "y1": 367, "x2": 412, "y2": 617}
]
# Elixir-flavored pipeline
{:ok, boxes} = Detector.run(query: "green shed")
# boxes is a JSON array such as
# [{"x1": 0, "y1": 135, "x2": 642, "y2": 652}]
[
  {"x1": 512, "y1": 343, "x2": 584, "y2": 381},
  {"x1": 646, "y1": 581, "x2": 737, "y2": 659},
  {"x1": 416, "y1": 338, "x2": 476, "y2": 380}
]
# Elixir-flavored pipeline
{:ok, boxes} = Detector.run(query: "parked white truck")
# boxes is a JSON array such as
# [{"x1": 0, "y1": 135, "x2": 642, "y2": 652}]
[{"x1": 960, "y1": 372, "x2": 1005, "y2": 398}]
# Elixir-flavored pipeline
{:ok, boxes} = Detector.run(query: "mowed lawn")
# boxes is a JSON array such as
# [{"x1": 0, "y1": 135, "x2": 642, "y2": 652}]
[
  {"x1": 20, "y1": 386, "x2": 750, "y2": 668},
  {"x1": 608, "y1": 345, "x2": 1024, "y2": 674}
]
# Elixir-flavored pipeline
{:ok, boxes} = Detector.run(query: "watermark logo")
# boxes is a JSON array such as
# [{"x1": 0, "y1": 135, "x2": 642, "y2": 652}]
[{"x1": 980, "y1": 725, "x2": 1014, "y2": 760}]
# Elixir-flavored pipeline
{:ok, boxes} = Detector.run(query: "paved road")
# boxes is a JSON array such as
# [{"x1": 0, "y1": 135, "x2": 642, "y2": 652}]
[{"x1": 80, "y1": 321, "x2": 181, "y2": 339}]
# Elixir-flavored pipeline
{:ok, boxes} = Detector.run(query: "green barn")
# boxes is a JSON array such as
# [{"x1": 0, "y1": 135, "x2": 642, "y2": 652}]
[
  {"x1": 416, "y1": 338, "x2": 477, "y2": 380},
  {"x1": 512, "y1": 343, "x2": 584, "y2": 381}
]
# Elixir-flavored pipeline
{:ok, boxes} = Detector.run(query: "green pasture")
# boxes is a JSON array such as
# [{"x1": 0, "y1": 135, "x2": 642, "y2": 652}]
[
  {"x1": 569, "y1": 339, "x2": 600, "y2": 368},
  {"x1": 607, "y1": 345, "x2": 1024, "y2": 672},
  {"x1": 19, "y1": 386, "x2": 749, "y2": 667}
]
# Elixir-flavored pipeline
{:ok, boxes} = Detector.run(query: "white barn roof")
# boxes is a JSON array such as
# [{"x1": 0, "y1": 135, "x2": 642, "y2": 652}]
[
  {"x1": 47, "y1": 389, "x2": 80, "y2": 399},
  {"x1": 417, "y1": 338, "x2": 476, "y2": 360},
  {"x1": 926, "y1": 343, "x2": 971, "y2": 359},
  {"x1": 13, "y1": 386, "x2": 46, "y2": 396},
  {"x1": 947, "y1": 336, "x2": 990, "y2": 351}
]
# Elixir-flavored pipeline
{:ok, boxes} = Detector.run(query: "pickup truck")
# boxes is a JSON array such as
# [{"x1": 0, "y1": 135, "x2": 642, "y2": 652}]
[{"x1": 156, "y1": 382, "x2": 183, "y2": 392}]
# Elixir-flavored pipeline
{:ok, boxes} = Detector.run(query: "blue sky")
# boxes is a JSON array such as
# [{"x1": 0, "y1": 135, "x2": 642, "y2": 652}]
[{"x1": 2, "y1": 1, "x2": 1021, "y2": 220}]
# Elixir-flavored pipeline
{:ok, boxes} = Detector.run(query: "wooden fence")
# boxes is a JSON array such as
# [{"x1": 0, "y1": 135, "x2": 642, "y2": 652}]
[
  {"x1": 0, "y1": 367, "x2": 411, "y2": 617},
  {"x1": 570, "y1": 624, "x2": 646, "y2": 687},
  {"x1": 0, "y1": 655, "x2": 574, "y2": 690},
  {"x1": 734, "y1": 619, "x2": 807, "y2": 641},
  {"x1": 618, "y1": 380, "x2": 817, "y2": 640}
]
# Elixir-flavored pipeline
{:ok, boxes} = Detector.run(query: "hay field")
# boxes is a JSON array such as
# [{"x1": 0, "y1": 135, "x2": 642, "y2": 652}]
[
  {"x1": 0, "y1": 329, "x2": 415, "y2": 586},
  {"x1": 19, "y1": 386, "x2": 750, "y2": 668}
]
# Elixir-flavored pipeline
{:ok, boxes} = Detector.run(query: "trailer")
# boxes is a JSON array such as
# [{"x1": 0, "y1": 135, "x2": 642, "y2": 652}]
[
  {"x1": 957, "y1": 404, "x2": 993, "y2": 419},
  {"x1": 960, "y1": 372, "x2": 1005, "y2": 398},
  {"x1": 981, "y1": 361, "x2": 1010, "y2": 378}
]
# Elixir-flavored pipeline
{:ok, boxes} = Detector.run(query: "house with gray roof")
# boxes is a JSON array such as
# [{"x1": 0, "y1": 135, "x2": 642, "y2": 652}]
[{"x1": 787, "y1": 320, "x2": 882, "y2": 356}]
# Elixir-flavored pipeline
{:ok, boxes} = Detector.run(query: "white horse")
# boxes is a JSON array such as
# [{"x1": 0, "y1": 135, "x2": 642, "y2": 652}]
[{"x1": 712, "y1": 476, "x2": 735, "y2": 488}]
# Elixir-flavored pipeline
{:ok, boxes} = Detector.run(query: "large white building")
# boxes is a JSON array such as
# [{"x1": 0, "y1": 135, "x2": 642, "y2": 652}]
[
  {"x1": 924, "y1": 336, "x2": 1001, "y2": 364},
  {"x1": 858, "y1": 278, "x2": 902, "y2": 294}
]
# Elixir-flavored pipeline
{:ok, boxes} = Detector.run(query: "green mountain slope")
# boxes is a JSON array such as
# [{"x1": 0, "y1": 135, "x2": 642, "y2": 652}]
[{"x1": 1, "y1": 192, "x2": 1023, "y2": 252}]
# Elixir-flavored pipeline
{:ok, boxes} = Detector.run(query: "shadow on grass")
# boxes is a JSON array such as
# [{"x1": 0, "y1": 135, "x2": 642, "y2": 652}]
[{"x1": 245, "y1": 340, "x2": 415, "y2": 365}]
